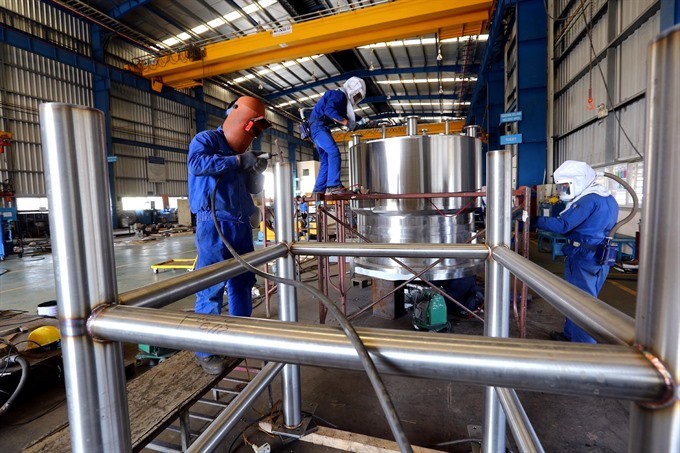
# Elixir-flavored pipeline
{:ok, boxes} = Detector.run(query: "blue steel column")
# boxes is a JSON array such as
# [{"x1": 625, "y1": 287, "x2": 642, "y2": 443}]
[
  {"x1": 91, "y1": 25, "x2": 118, "y2": 228},
  {"x1": 287, "y1": 119, "x2": 298, "y2": 184},
  {"x1": 661, "y1": 0, "x2": 680, "y2": 30},
  {"x1": 194, "y1": 85, "x2": 208, "y2": 133},
  {"x1": 484, "y1": 150, "x2": 512, "y2": 453},
  {"x1": 516, "y1": 0, "x2": 547, "y2": 187}
]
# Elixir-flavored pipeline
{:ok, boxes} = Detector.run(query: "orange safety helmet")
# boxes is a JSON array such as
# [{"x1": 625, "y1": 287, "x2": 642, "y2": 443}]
[{"x1": 222, "y1": 96, "x2": 272, "y2": 154}]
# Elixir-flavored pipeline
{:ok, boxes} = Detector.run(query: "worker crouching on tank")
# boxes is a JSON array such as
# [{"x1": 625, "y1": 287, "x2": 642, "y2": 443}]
[
  {"x1": 536, "y1": 160, "x2": 619, "y2": 343},
  {"x1": 187, "y1": 96, "x2": 271, "y2": 374}
]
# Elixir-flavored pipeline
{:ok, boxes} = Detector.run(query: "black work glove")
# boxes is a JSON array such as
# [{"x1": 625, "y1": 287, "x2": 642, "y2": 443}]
[
  {"x1": 239, "y1": 151, "x2": 260, "y2": 171},
  {"x1": 253, "y1": 157, "x2": 268, "y2": 174},
  {"x1": 246, "y1": 172, "x2": 265, "y2": 194}
]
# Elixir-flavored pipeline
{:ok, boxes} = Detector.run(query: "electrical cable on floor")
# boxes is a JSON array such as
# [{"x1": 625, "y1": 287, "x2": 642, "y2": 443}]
[
  {"x1": 0, "y1": 338, "x2": 29, "y2": 417},
  {"x1": 430, "y1": 437, "x2": 483, "y2": 447},
  {"x1": 211, "y1": 175, "x2": 413, "y2": 453}
]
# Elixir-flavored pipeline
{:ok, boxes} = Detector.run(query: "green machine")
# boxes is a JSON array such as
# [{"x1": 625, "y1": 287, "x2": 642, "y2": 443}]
[
  {"x1": 136, "y1": 344, "x2": 177, "y2": 366},
  {"x1": 412, "y1": 290, "x2": 450, "y2": 332}
]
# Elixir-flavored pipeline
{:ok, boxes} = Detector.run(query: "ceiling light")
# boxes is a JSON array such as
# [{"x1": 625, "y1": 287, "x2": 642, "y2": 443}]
[
  {"x1": 243, "y1": 4, "x2": 259, "y2": 14},
  {"x1": 377, "y1": 77, "x2": 477, "y2": 85},
  {"x1": 361, "y1": 34, "x2": 488, "y2": 49},
  {"x1": 207, "y1": 18, "x2": 225, "y2": 28},
  {"x1": 259, "y1": 0, "x2": 278, "y2": 7},
  {"x1": 162, "y1": 37, "x2": 180, "y2": 46},
  {"x1": 192, "y1": 24, "x2": 209, "y2": 34},
  {"x1": 177, "y1": 32, "x2": 190, "y2": 41},
  {"x1": 224, "y1": 11, "x2": 242, "y2": 21}
]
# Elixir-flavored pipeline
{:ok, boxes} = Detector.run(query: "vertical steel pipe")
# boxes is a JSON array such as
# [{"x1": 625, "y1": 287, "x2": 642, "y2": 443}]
[
  {"x1": 186, "y1": 362, "x2": 284, "y2": 453},
  {"x1": 405, "y1": 115, "x2": 419, "y2": 136},
  {"x1": 629, "y1": 25, "x2": 680, "y2": 452},
  {"x1": 39, "y1": 103, "x2": 131, "y2": 452},
  {"x1": 484, "y1": 150, "x2": 512, "y2": 453},
  {"x1": 274, "y1": 161, "x2": 302, "y2": 428},
  {"x1": 496, "y1": 388, "x2": 545, "y2": 453},
  {"x1": 381, "y1": 122, "x2": 388, "y2": 138}
]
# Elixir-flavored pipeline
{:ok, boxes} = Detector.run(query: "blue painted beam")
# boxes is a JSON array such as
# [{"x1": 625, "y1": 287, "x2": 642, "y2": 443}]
[
  {"x1": 0, "y1": 25, "x2": 224, "y2": 118},
  {"x1": 266, "y1": 65, "x2": 479, "y2": 100},
  {"x1": 113, "y1": 138, "x2": 188, "y2": 154},
  {"x1": 516, "y1": 0, "x2": 547, "y2": 187},
  {"x1": 109, "y1": 0, "x2": 151, "y2": 19}
]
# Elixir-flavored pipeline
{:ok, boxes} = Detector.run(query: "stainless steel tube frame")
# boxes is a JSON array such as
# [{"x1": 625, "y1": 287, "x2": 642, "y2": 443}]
[
  {"x1": 496, "y1": 388, "x2": 545, "y2": 453},
  {"x1": 629, "y1": 25, "x2": 680, "y2": 452},
  {"x1": 492, "y1": 246, "x2": 634, "y2": 345},
  {"x1": 484, "y1": 150, "x2": 512, "y2": 452},
  {"x1": 186, "y1": 362, "x2": 284, "y2": 453},
  {"x1": 289, "y1": 242, "x2": 489, "y2": 259},
  {"x1": 39, "y1": 103, "x2": 131, "y2": 452},
  {"x1": 405, "y1": 115, "x2": 419, "y2": 136},
  {"x1": 89, "y1": 306, "x2": 670, "y2": 402},
  {"x1": 274, "y1": 162, "x2": 302, "y2": 428},
  {"x1": 121, "y1": 245, "x2": 288, "y2": 308}
]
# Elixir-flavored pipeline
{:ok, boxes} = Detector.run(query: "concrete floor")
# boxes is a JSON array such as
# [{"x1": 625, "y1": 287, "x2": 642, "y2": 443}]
[{"x1": 0, "y1": 232, "x2": 639, "y2": 452}]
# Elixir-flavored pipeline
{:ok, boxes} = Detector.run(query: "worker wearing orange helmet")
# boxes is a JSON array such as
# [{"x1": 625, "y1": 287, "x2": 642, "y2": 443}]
[{"x1": 188, "y1": 96, "x2": 271, "y2": 374}]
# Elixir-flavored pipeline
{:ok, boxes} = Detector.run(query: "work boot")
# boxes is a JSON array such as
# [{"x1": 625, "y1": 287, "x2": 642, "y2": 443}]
[
  {"x1": 325, "y1": 185, "x2": 352, "y2": 195},
  {"x1": 195, "y1": 355, "x2": 229, "y2": 375},
  {"x1": 549, "y1": 331, "x2": 570, "y2": 342}
]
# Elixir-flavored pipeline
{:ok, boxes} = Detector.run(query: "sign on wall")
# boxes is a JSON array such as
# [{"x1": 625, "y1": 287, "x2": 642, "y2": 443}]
[{"x1": 147, "y1": 156, "x2": 166, "y2": 183}]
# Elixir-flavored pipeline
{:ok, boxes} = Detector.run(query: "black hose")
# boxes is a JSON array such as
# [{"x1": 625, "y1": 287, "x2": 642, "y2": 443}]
[
  {"x1": 0, "y1": 354, "x2": 29, "y2": 416},
  {"x1": 210, "y1": 175, "x2": 412, "y2": 453}
]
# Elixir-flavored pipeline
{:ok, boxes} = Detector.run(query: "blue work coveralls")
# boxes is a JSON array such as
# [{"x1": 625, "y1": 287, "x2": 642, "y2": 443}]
[
  {"x1": 188, "y1": 126, "x2": 257, "y2": 357},
  {"x1": 536, "y1": 193, "x2": 619, "y2": 343},
  {"x1": 310, "y1": 90, "x2": 349, "y2": 192}
]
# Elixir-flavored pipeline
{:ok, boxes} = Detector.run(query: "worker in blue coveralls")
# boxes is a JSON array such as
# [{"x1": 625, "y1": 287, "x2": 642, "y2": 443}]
[
  {"x1": 536, "y1": 160, "x2": 619, "y2": 344},
  {"x1": 310, "y1": 76, "x2": 367, "y2": 195},
  {"x1": 188, "y1": 96, "x2": 271, "y2": 374}
]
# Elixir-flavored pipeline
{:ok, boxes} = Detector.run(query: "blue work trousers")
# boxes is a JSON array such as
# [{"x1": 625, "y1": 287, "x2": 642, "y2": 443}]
[
  {"x1": 195, "y1": 218, "x2": 256, "y2": 357},
  {"x1": 311, "y1": 126, "x2": 342, "y2": 192},
  {"x1": 563, "y1": 255, "x2": 610, "y2": 344}
]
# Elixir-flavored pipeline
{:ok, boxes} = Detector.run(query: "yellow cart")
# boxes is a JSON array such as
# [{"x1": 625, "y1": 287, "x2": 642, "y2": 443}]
[{"x1": 150, "y1": 257, "x2": 197, "y2": 274}]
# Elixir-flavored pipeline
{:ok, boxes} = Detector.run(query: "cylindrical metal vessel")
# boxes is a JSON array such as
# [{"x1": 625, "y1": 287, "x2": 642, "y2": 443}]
[{"x1": 352, "y1": 133, "x2": 483, "y2": 280}]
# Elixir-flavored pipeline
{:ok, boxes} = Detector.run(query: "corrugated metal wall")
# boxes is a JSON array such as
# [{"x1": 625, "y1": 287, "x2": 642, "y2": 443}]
[
  {"x1": 110, "y1": 83, "x2": 193, "y2": 197},
  {"x1": 552, "y1": 0, "x2": 659, "y2": 168},
  {"x1": 0, "y1": 46, "x2": 93, "y2": 196}
]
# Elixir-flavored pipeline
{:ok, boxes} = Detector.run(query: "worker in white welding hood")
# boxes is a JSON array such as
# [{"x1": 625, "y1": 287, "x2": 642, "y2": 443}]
[{"x1": 536, "y1": 160, "x2": 619, "y2": 344}]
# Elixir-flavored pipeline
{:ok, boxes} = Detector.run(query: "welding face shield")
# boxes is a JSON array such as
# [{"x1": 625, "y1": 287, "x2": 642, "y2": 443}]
[
  {"x1": 222, "y1": 96, "x2": 272, "y2": 154},
  {"x1": 555, "y1": 180, "x2": 576, "y2": 201}
]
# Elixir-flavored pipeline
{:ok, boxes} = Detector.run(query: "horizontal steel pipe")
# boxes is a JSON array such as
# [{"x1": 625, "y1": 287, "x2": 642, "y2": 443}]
[
  {"x1": 120, "y1": 244, "x2": 288, "y2": 308},
  {"x1": 89, "y1": 306, "x2": 668, "y2": 403},
  {"x1": 492, "y1": 246, "x2": 634, "y2": 345},
  {"x1": 289, "y1": 242, "x2": 489, "y2": 259},
  {"x1": 187, "y1": 361, "x2": 284, "y2": 453}
]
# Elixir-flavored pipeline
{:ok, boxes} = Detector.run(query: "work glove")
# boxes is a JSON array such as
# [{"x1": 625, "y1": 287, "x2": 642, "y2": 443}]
[
  {"x1": 246, "y1": 172, "x2": 265, "y2": 194},
  {"x1": 239, "y1": 150, "x2": 261, "y2": 171},
  {"x1": 253, "y1": 157, "x2": 268, "y2": 174},
  {"x1": 357, "y1": 117, "x2": 369, "y2": 128}
]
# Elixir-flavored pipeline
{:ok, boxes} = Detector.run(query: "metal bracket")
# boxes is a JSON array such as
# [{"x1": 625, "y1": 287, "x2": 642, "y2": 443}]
[{"x1": 270, "y1": 401, "x2": 317, "y2": 439}]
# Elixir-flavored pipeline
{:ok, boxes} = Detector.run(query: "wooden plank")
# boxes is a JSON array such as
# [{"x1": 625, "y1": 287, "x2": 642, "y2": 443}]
[
  {"x1": 24, "y1": 351, "x2": 240, "y2": 452},
  {"x1": 260, "y1": 421, "x2": 443, "y2": 453}
]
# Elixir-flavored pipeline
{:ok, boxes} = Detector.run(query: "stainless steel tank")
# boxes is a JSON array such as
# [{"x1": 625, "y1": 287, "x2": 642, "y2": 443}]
[{"x1": 350, "y1": 131, "x2": 483, "y2": 281}]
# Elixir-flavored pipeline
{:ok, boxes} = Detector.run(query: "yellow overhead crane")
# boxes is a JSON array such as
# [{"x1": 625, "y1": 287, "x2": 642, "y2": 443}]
[
  {"x1": 130, "y1": 0, "x2": 491, "y2": 90},
  {"x1": 331, "y1": 121, "x2": 466, "y2": 141}
]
